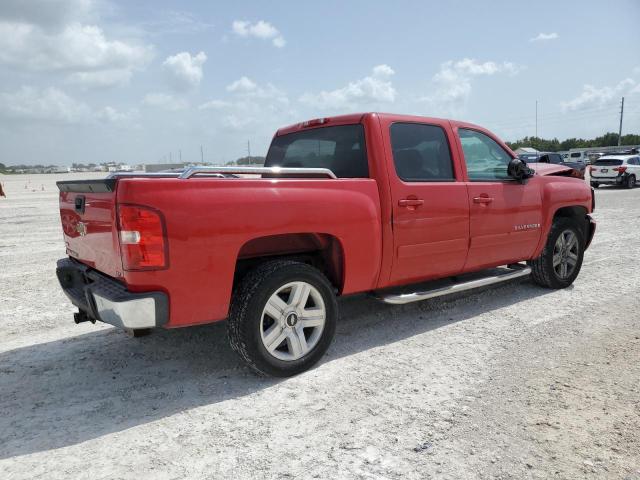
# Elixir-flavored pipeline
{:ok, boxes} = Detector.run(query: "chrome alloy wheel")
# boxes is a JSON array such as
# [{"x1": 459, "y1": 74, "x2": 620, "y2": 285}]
[
  {"x1": 260, "y1": 281, "x2": 326, "y2": 361},
  {"x1": 553, "y1": 229, "x2": 579, "y2": 279}
]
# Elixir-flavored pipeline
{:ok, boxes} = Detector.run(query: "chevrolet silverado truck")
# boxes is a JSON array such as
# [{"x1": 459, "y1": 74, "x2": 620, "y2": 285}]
[{"x1": 56, "y1": 113, "x2": 596, "y2": 376}]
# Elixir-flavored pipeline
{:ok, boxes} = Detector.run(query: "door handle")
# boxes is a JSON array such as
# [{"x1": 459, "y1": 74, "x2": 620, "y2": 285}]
[
  {"x1": 399, "y1": 198, "x2": 424, "y2": 207},
  {"x1": 473, "y1": 196, "x2": 494, "y2": 204}
]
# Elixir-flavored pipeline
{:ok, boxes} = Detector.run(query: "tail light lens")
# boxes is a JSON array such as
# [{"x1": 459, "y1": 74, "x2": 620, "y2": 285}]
[
  {"x1": 613, "y1": 166, "x2": 627, "y2": 173},
  {"x1": 117, "y1": 204, "x2": 168, "y2": 270}
]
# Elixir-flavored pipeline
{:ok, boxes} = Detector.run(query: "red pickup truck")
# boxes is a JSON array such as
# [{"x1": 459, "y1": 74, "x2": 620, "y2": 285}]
[{"x1": 56, "y1": 113, "x2": 595, "y2": 376}]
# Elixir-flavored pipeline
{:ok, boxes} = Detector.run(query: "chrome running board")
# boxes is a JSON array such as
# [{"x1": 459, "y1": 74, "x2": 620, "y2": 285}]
[{"x1": 376, "y1": 264, "x2": 531, "y2": 305}]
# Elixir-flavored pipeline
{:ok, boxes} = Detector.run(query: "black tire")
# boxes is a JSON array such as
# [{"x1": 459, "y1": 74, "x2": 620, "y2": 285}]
[
  {"x1": 625, "y1": 175, "x2": 636, "y2": 189},
  {"x1": 590, "y1": 182, "x2": 600, "y2": 189},
  {"x1": 227, "y1": 260, "x2": 338, "y2": 377},
  {"x1": 529, "y1": 217, "x2": 585, "y2": 289}
]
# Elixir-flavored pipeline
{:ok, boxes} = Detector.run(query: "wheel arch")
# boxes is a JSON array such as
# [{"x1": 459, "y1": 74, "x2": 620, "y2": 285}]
[{"x1": 233, "y1": 233, "x2": 345, "y2": 293}]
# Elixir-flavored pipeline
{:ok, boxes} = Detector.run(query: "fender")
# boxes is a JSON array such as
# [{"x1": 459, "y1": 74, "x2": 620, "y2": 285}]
[{"x1": 531, "y1": 177, "x2": 592, "y2": 259}]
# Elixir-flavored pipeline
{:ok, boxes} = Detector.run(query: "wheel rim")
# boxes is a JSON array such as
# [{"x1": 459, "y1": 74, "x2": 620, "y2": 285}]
[
  {"x1": 552, "y1": 229, "x2": 579, "y2": 279},
  {"x1": 260, "y1": 281, "x2": 326, "y2": 361}
]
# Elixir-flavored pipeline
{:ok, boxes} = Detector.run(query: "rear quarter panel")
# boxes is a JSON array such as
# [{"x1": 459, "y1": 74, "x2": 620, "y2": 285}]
[{"x1": 116, "y1": 177, "x2": 382, "y2": 327}]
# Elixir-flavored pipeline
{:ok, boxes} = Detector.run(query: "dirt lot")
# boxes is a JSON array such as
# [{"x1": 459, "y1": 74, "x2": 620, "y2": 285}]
[{"x1": 1, "y1": 173, "x2": 639, "y2": 479}]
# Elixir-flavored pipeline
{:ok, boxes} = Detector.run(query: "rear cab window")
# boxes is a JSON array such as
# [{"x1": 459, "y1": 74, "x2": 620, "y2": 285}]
[
  {"x1": 389, "y1": 123, "x2": 455, "y2": 182},
  {"x1": 265, "y1": 125, "x2": 368, "y2": 178}
]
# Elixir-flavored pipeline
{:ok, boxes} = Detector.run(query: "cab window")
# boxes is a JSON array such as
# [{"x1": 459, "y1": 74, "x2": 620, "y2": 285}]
[
  {"x1": 389, "y1": 123, "x2": 455, "y2": 181},
  {"x1": 458, "y1": 129, "x2": 512, "y2": 181}
]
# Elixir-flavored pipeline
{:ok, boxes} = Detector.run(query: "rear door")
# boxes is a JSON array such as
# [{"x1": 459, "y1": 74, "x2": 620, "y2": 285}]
[
  {"x1": 455, "y1": 128, "x2": 542, "y2": 271},
  {"x1": 383, "y1": 120, "x2": 470, "y2": 285},
  {"x1": 58, "y1": 179, "x2": 123, "y2": 278}
]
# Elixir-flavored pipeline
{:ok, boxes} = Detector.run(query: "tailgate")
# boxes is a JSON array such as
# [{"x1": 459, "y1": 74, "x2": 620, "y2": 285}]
[{"x1": 57, "y1": 179, "x2": 123, "y2": 278}]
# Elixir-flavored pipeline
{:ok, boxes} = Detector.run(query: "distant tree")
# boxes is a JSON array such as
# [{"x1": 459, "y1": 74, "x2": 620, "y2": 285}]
[
  {"x1": 507, "y1": 132, "x2": 639, "y2": 151},
  {"x1": 235, "y1": 156, "x2": 266, "y2": 165}
]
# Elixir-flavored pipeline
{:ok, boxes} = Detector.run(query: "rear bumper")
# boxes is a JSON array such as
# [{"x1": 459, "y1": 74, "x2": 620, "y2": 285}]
[
  {"x1": 590, "y1": 175, "x2": 624, "y2": 185},
  {"x1": 56, "y1": 258, "x2": 168, "y2": 329}
]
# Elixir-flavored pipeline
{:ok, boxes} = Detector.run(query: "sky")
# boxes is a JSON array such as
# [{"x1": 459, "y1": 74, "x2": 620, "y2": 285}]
[{"x1": 0, "y1": 0, "x2": 639, "y2": 166}]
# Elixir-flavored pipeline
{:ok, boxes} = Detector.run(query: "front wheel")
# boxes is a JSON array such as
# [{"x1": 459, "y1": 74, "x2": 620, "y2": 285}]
[
  {"x1": 590, "y1": 182, "x2": 600, "y2": 189},
  {"x1": 227, "y1": 260, "x2": 337, "y2": 377},
  {"x1": 529, "y1": 218, "x2": 585, "y2": 289}
]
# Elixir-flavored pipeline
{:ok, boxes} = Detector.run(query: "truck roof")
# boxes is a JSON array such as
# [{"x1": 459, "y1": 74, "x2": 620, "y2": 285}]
[{"x1": 274, "y1": 112, "x2": 485, "y2": 137}]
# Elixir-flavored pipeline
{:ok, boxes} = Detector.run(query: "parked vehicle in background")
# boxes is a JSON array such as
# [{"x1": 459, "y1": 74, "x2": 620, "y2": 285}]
[
  {"x1": 55, "y1": 112, "x2": 596, "y2": 376},
  {"x1": 590, "y1": 154, "x2": 639, "y2": 189},
  {"x1": 568, "y1": 150, "x2": 589, "y2": 164},
  {"x1": 517, "y1": 152, "x2": 586, "y2": 179}
]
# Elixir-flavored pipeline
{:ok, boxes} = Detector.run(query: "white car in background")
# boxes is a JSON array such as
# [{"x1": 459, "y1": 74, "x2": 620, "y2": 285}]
[{"x1": 590, "y1": 155, "x2": 640, "y2": 189}]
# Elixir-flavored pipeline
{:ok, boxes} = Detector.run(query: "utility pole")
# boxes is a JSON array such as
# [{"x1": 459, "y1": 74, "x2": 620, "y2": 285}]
[
  {"x1": 200, "y1": 145, "x2": 204, "y2": 163},
  {"x1": 169, "y1": 151, "x2": 172, "y2": 163},
  {"x1": 618, "y1": 97, "x2": 625, "y2": 146},
  {"x1": 179, "y1": 149, "x2": 182, "y2": 163},
  {"x1": 535, "y1": 100, "x2": 538, "y2": 139},
  {"x1": 247, "y1": 140, "x2": 251, "y2": 160}
]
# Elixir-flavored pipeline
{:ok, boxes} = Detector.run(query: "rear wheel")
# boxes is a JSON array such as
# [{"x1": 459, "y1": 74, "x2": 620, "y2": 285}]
[
  {"x1": 529, "y1": 217, "x2": 585, "y2": 289},
  {"x1": 626, "y1": 175, "x2": 636, "y2": 189},
  {"x1": 227, "y1": 260, "x2": 337, "y2": 377}
]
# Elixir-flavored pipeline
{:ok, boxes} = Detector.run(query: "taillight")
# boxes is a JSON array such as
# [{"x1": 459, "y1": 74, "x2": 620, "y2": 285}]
[
  {"x1": 613, "y1": 166, "x2": 627, "y2": 173},
  {"x1": 117, "y1": 204, "x2": 168, "y2": 270},
  {"x1": 301, "y1": 118, "x2": 328, "y2": 128}
]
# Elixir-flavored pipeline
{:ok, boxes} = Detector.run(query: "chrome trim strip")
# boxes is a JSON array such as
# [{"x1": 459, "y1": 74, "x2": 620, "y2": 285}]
[
  {"x1": 377, "y1": 265, "x2": 532, "y2": 305},
  {"x1": 179, "y1": 166, "x2": 337, "y2": 179}
]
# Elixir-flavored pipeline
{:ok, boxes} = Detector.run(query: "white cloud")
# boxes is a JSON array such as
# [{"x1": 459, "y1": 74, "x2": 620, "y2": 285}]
[
  {"x1": 530, "y1": 32, "x2": 559, "y2": 42},
  {"x1": 142, "y1": 93, "x2": 188, "y2": 111},
  {"x1": 198, "y1": 99, "x2": 232, "y2": 110},
  {"x1": 0, "y1": 0, "x2": 94, "y2": 30},
  {"x1": 422, "y1": 58, "x2": 523, "y2": 115},
  {"x1": 200, "y1": 78, "x2": 292, "y2": 132},
  {"x1": 66, "y1": 69, "x2": 133, "y2": 89},
  {"x1": 96, "y1": 106, "x2": 139, "y2": 124},
  {"x1": 231, "y1": 20, "x2": 285, "y2": 48},
  {"x1": 226, "y1": 77, "x2": 289, "y2": 105},
  {"x1": 162, "y1": 51, "x2": 207, "y2": 91},
  {"x1": 0, "y1": 23, "x2": 153, "y2": 73},
  {"x1": 0, "y1": 1, "x2": 153, "y2": 89},
  {"x1": 0, "y1": 86, "x2": 134, "y2": 125},
  {"x1": 299, "y1": 64, "x2": 396, "y2": 109},
  {"x1": 226, "y1": 76, "x2": 257, "y2": 93},
  {"x1": 0, "y1": 86, "x2": 90, "y2": 123},
  {"x1": 561, "y1": 78, "x2": 638, "y2": 111}
]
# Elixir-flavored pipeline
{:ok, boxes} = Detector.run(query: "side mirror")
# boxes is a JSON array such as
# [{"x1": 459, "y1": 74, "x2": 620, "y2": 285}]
[{"x1": 508, "y1": 158, "x2": 534, "y2": 184}]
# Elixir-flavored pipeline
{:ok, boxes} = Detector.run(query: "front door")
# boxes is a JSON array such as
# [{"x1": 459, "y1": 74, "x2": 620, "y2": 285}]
[
  {"x1": 386, "y1": 121, "x2": 470, "y2": 285},
  {"x1": 456, "y1": 128, "x2": 542, "y2": 271}
]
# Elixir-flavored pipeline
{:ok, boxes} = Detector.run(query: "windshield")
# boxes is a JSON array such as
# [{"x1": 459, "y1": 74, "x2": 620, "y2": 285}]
[
  {"x1": 594, "y1": 159, "x2": 623, "y2": 166},
  {"x1": 265, "y1": 124, "x2": 368, "y2": 178}
]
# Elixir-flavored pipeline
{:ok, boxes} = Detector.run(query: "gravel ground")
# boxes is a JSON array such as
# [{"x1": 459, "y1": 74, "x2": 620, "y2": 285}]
[{"x1": 0, "y1": 173, "x2": 639, "y2": 479}]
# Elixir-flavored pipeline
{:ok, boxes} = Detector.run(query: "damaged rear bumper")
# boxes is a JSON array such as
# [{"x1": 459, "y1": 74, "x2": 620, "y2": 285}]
[{"x1": 56, "y1": 258, "x2": 168, "y2": 329}]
